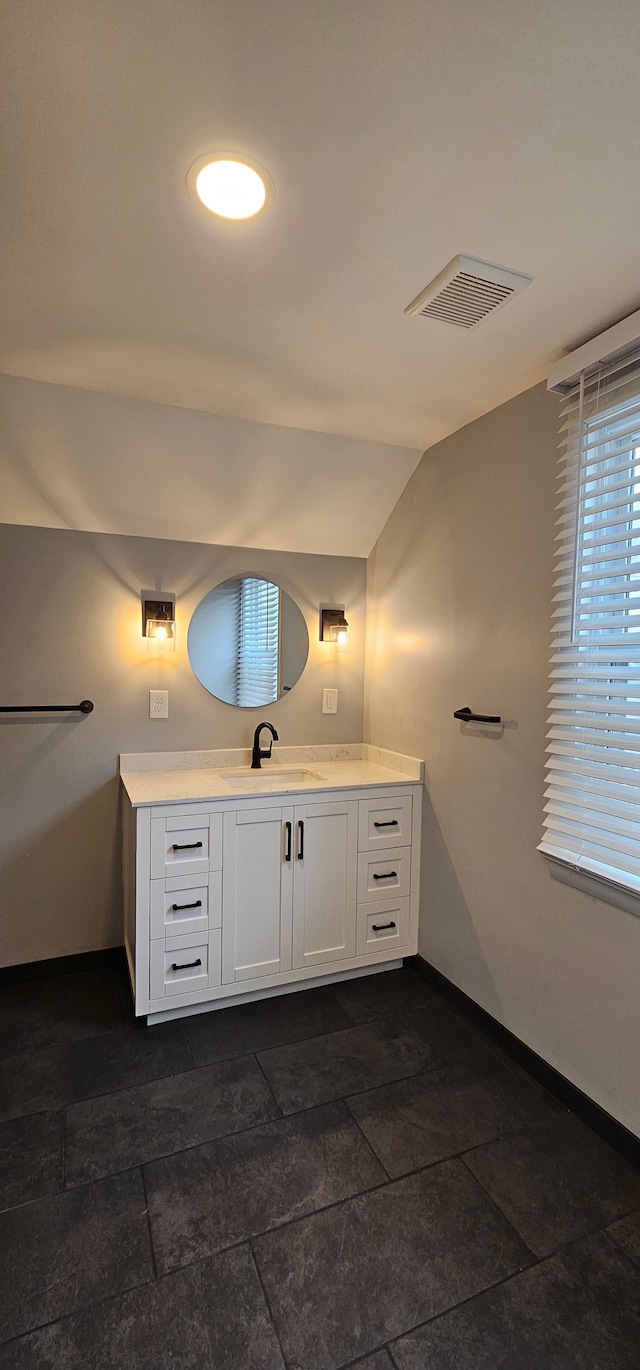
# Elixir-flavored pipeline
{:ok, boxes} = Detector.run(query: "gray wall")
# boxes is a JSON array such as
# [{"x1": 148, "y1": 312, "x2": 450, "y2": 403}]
[
  {"x1": 365, "y1": 382, "x2": 640, "y2": 1137},
  {"x1": 0, "y1": 524, "x2": 365, "y2": 966}
]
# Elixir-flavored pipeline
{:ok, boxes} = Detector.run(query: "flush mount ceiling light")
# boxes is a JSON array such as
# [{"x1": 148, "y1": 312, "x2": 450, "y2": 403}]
[{"x1": 187, "y1": 155, "x2": 269, "y2": 220}]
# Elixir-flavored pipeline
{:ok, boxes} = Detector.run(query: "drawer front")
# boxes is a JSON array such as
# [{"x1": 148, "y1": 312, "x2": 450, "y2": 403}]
[
  {"x1": 358, "y1": 796, "x2": 413, "y2": 852},
  {"x1": 357, "y1": 898, "x2": 410, "y2": 956},
  {"x1": 150, "y1": 871, "x2": 222, "y2": 940},
  {"x1": 150, "y1": 812, "x2": 222, "y2": 878},
  {"x1": 150, "y1": 930, "x2": 222, "y2": 999},
  {"x1": 357, "y1": 847, "x2": 411, "y2": 901}
]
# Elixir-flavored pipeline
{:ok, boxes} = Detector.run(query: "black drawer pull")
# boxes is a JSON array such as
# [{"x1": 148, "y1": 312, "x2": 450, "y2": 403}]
[
  {"x1": 372, "y1": 922, "x2": 396, "y2": 932},
  {"x1": 373, "y1": 871, "x2": 397, "y2": 881},
  {"x1": 171, "y1": 900, "x2": 202, "y2": 912},
  {"x1": 170, "y1": 958, "x2": 202, "y2": 971},
  {"x1": 298, "y1": 820, "x2": 304, "y2": 860},
  {"x1": 172, "y1": 841, "x2": 203, "y2": 851},
  {"x1": 373, "y1": 820, "x2": 398, "y2": 828},
  {"x1": 285, "y1": 821, "x2": 292, "y2": 862}
]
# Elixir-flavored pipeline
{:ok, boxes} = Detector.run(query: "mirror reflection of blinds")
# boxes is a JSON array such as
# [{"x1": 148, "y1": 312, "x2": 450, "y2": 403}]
[
  {"x1": 540, "y1": 345, "x2": 640, "y2": 895},
  {"x1": 236, "y1": 578, "x2": 280, "y2": 708}
]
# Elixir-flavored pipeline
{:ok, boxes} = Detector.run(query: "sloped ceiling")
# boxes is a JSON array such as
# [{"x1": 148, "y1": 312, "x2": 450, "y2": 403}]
[
  {"x1": 0, "y1": 373, "x2": 420, "y2": 558},
  {"x1": 1, "y1": 1, "x2": 640, "y2": 551}
]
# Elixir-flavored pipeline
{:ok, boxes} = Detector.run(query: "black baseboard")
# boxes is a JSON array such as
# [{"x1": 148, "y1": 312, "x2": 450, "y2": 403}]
[
  {"x1": 0, "y1": 946, "x2": 126, "y2": 988},
  {"x1": 409, "y1": 954, "x2": 640, "y2": 1171}
]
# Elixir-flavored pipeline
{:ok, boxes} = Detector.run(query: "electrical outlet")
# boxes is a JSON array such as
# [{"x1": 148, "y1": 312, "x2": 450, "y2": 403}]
[
  {"x1": 322, "y1": 688, "x2": 338, "y2": 714},
  {"x1": 150, "y1": 690, "x2": 168, "y2": 719}
]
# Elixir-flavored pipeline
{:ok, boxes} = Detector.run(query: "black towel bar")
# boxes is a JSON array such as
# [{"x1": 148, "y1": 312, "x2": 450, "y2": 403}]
[
  {"x1": 0, "y1": 700, "x2": 94, "y2": 714},
  {"x1": 453, "y1": 705, "x2": 501, "y2": 724}
]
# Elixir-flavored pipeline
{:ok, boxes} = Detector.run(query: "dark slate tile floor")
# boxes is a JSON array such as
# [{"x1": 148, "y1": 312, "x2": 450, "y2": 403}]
[
  {"x1": 607, "y1": 1209, "x2": 640, "y2": 1266},
  {"x1": 390, "y1": 1232, "x2": 640, "y2": 1370},
  {"x1": 64, "y1": 1053, "x2": 280, "y2": 1184},
  {"x1": 0, "y1": 959, "x2": 638, "y2": 1368},
  {"x1": 257, "y1": 1012, "x2": 445, "y2": 1114},
  {"x1": 144, "y1": 1099, "x2": 386, "y2": 1274},
  {"x1": 0, "y1": 1110, "x2": 63, "y2": 1208},
  {"x1": 464, "y1": 1109, "x2": 640, "y2": 1259},
  {"x1": 253, "y1": 1160, "x2": 533, "y2": 1368}
]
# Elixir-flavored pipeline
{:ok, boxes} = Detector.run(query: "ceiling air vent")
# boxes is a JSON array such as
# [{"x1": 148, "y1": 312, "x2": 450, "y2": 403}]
[{"x1": 404, "y1": 255, "x2": 532, "y2": 330}]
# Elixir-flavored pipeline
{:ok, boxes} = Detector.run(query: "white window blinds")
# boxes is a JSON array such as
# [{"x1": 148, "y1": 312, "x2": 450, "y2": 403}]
[
  {"x1": 540, "y1": 345, "x2": 640, "y2": 895},
  {"x1": 236, "y1": 577, "x2": 280, "y2": 708}
]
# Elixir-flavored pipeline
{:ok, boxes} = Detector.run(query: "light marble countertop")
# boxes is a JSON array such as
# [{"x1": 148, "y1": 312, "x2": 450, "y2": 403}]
[{"x1": 120, "y1": 743, "x2": 423, "y2": 807}]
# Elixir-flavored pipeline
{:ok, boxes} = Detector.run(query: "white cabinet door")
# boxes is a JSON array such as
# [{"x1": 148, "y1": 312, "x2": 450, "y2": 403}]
[
  {"x1": 292, "y1": 799, "x2": 358, "y2": 970},
  {"x1": 222, "y1": 806, "x2": 294, "y2": 983}
]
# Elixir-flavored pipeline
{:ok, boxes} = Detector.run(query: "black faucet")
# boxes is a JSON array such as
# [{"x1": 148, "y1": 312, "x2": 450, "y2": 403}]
[{"x1": 251, "y1": 721, "x2": 279, "y2": 769}]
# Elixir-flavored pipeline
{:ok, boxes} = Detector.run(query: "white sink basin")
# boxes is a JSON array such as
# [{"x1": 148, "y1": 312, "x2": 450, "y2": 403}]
[{"x1": 221, "y1": 767, "x2": 322, "y2": 787}]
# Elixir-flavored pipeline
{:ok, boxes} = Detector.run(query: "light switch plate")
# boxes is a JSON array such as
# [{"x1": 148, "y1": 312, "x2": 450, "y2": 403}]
[
  {"x1": 322, "y1": 688, "x2": 338, "y2": 714},
  {"x1": 150, "y1": 690, "x2": 169, "y2": 719}
]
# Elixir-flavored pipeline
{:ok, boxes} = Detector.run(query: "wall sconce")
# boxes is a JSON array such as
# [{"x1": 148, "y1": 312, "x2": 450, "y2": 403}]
[
  {"x1": 142, "y1": 595, "x2": 176, "y2": 646},
  {"x1": 320, "y1": 608, "x2": 349, "y2": 645}
]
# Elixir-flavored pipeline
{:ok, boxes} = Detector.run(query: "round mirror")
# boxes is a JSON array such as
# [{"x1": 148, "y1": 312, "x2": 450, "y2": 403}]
[{"x1": 188, "y1": 575, "x2": 309, "y2": 708}]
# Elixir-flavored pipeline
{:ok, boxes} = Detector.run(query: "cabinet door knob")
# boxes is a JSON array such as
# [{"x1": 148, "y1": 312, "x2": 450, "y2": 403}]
[
  {"x1": 298, "y1": 820, "x2": 305, "y2": 860},
  {"x1": 170, "y1": 958, "x2": 202, "y2": 971},
  {"x1": 372, "y1": 870, "x2": 397, "y2": 881},
  {"x1": 284, "y1": 821, "x2": 292, "y2": 862}
]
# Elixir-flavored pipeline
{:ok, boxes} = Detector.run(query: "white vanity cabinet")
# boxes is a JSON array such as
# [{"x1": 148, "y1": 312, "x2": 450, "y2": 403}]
[{"x1": 122, "y1": 758, "x2": 422, "y2": 1024}]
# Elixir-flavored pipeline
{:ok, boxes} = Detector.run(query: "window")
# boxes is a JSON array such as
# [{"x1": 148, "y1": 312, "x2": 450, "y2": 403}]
[
  {"x1": 540, "y1": 346, "x2": 640, "y2": 896},
  {"x1": 235, "y1": 576, "x2": 280, "y2": 707}
]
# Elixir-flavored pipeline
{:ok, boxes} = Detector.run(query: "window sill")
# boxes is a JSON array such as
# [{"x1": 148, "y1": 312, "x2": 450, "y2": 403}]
[{"x1": 545, "y1": 856, "x2": 640, "y2": 920}]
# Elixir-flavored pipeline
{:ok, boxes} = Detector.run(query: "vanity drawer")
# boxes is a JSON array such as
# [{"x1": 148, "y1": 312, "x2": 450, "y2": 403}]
[
  {"x1": 357, "y1": 847, "x2": 411, "y2": 901},
  {"x1": 356, "y1": 898, "x2": 410, "y2": 956},
  {"x1": 150, "y1": 812, "x2": 222, "y2": 879},
  {"x1": 150, "y1": 929, "x2": 222, "y2": 999},
  {"x1": 358, "y1": 796, "x2": 413, "y2": 852},
  {"x1": 150, "y1": 872, "x2": 222, "y2": 940}
]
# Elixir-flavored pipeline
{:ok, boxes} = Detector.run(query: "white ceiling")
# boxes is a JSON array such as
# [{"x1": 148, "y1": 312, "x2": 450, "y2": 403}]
[{"x1": 1, "y1": 1, "x2": 640, "y2": 461}]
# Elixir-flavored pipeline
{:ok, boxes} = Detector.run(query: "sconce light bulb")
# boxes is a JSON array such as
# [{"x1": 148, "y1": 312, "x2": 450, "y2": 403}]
[
  {"x1": 142, "y1": 597, "x2": 176, "y2": 649},
  {"x1": 320, "y1": 609, "x2": 349, "y2": 644}
]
